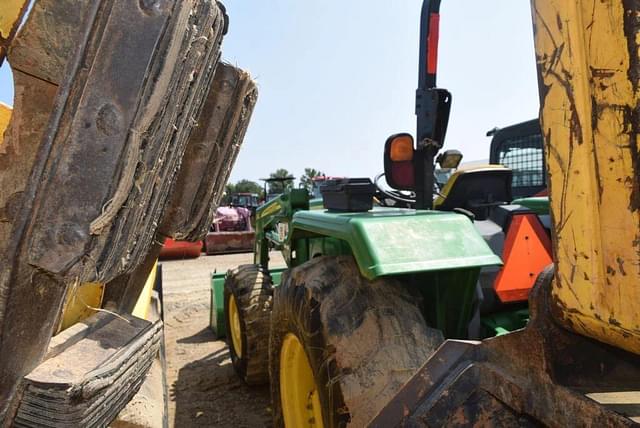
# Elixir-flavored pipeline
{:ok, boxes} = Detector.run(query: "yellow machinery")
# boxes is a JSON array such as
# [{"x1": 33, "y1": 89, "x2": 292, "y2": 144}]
[{"x1": 537, "y1": 0, "x2": 640, "y2": 356}]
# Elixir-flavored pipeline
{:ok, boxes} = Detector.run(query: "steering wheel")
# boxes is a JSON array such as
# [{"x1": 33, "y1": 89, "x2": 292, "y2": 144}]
[
  {"x1": 374, "y1": 173, "x2": 416, "y2": 206},
  {"x1": 374, "y1": 173, "x2": 446, "y2": 207}
]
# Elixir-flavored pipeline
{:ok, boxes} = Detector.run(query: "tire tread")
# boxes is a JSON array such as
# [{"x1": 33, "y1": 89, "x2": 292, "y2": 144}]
[{"x1": 224, "y1": 264, "x2": 272, "y2": 385}]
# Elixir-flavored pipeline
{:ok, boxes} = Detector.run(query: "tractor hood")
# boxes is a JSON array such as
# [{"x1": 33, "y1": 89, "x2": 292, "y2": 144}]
[{"x1": 291, "y1": 207, "x2": 501, "y2": 279}]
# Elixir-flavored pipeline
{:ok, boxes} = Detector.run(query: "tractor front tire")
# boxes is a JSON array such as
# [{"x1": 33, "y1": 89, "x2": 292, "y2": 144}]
[
  {"x1": 269, "y1": 256, "x2": 444, "y2": 427},
  {"x1": 224, "y1": 264, "x2": 272, "y2": 385}
]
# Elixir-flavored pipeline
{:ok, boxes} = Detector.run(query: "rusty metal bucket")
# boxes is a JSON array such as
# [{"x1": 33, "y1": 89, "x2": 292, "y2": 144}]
[{"x1": 205, "y1": 231, "x2": 255, "y2": 255}]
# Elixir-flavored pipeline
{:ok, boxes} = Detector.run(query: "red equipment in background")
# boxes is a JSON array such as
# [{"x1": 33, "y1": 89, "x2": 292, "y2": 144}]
[
  {"x1": 159, "y1": 238, "x2": 203, "y2": 260},
  {"x1": 205, "y1": 198, "x2": 256, "y2": 255}
]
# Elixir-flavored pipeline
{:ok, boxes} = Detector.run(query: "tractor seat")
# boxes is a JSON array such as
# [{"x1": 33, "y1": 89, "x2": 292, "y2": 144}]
[{"x1": 434, "y1": 165, "x2": 513, "y2": 220}]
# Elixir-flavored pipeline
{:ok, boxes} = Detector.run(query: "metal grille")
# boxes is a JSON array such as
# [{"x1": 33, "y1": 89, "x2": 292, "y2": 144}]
[{"x1": 498, "y1": 134, "x2": 545, "y2": 188}]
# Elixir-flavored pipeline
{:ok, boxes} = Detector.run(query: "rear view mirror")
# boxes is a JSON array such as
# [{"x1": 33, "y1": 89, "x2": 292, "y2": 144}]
[
  {"x1": 437, "y1": 149, "x2": 463, "y2": 169},
  {"x1": 384, "y1": 133, "x2": 415, "y2": 190}
]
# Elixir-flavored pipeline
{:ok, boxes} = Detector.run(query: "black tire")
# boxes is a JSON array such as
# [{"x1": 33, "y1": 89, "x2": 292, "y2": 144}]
[
  {"x1": 224, "y1": 264, "x2": 272, "y2": 385},
  {"x1": 269, "y1": 256, "x2": 444, "y2": 427}
]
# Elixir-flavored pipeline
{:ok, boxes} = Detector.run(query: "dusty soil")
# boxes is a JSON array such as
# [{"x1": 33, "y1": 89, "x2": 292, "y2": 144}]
[{"x1": 161, "y1": 252, "x2": 285, "y2": 427}]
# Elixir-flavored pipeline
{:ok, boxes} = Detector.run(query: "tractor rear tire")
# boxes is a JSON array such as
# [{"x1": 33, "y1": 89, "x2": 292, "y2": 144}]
[
  {"x1": 269, "y1": 256, "x2": 444, "y2": 427},
  {"x1": 224, "y1": 264, "x2": 272, "y2": 385}
]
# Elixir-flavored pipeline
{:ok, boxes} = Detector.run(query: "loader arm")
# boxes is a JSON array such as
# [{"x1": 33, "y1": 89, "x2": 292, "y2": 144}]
[{"x1": 254, "y1": 188, "x2": 310, "y2": 268}]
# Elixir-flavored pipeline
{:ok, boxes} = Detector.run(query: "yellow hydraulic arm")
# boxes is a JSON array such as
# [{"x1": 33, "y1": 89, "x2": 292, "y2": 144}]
[{"x1": 533, "y1": 0, "x2": 640, "y2": 355}]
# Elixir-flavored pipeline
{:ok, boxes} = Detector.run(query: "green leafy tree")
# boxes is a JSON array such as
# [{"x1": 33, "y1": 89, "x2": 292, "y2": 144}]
[
  {"x1": 222, "y1": 183, "x2": 236, "y2": 204},
  {"x1": 222, "y1": 179, "x2": 264, "y2": 204},
  {"x1": 267, "y1": 168, "x2": 295, "y2": 194},
  {"x1": 299, "y1": 168, "x2": 325, "y2": 192},
  {"x1": 234, "y1": 179, "x2": 262, "y2": 195}
]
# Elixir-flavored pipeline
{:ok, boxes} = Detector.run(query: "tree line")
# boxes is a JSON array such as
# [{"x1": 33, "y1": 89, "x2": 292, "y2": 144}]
[{"x1": 222, "y1": 167, "x2": 324, "y2": 204}]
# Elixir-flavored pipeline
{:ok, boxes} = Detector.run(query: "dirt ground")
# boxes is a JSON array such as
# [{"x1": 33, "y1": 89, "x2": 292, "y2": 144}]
[{"x1": 161, "y1": 252, "x2": 285, "y2": 427}]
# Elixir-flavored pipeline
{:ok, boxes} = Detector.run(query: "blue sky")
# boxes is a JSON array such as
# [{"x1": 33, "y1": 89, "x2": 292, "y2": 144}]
[{"x1": 0, "y1": 1, "x2": 539, "y2": 185}]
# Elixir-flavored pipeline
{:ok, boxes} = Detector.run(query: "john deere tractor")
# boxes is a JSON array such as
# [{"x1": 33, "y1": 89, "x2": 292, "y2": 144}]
[
  {"x1": 211, "y1": 142, "x2": 556, "y2": 426},
  {"x1": 210, "y1": 0, "x2": 640, "y2": 425},
  {"x1": 208, "y1": 7, "x2": 553, "y2": 427}
]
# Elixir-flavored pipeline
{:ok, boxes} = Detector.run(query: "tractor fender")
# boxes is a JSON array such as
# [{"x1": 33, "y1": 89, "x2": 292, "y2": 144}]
[{"x1": 290, "y1": 207, "x2": 501, "y2": 280}]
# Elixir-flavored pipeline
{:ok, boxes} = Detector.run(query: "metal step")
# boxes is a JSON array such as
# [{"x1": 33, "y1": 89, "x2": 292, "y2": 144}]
[{"x1": 582, "y1": 390, "x2": 640, "y2": 423}]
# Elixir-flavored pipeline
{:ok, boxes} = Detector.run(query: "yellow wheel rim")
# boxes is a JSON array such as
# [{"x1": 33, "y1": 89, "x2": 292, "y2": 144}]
[
  {"x1": 229, "y1": 295, "x2": 242, "y2": 358},
  {"x1": 280, "y1": 333, "x2": 324, "y2": 428}
]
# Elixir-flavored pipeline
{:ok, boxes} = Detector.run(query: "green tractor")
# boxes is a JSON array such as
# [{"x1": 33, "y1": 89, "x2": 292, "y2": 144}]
[
  {"x1": 212, "y1": 177, "x2": 501, "y2": 426},
  {"x1": 208, "y1": 6, "x2": 552, "y2": 428},
  {"x1": 209, "y1": 126, "x2": 551, "y2": 428},
  {"x1": 207, "y1": 128, "x2": 554, "y2": 424}
]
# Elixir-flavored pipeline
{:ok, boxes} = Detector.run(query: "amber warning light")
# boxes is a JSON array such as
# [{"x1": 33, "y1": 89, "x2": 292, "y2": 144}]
[{"x1": 384, "y1": 133, "x2": 415, "y2": 190}]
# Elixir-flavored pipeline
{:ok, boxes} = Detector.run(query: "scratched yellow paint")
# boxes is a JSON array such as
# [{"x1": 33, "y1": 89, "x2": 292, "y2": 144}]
[
  {"x1": 58, "y1": 262, "x2": 157, "y2": 332},
  {"x1": 0, "y1": 102, "x2": 11, "y2": 145},
  {"x1": 59, "y1": 282, "x2": 104, "y2": 332},
  {"x1": 0, "y1": 0, "x2": 27, "y2": 39},
  {"x1": 532, "y1": 0, "x2": 640, "y2": 355},
  {"x1": 257, "y1": 201, "x2": 283, "y2": 220},
  {"x1": 132, "y1": 261, "x2": 158, "y2": 320}
]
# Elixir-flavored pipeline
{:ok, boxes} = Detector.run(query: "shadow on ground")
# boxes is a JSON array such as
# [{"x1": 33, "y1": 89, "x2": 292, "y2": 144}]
[
  {"x1": 171, "y1": 343, "x2": 271, "y2": 427},
  {"x1": 162, "y1": 254, "x2": 273, "y2": 427},
  {"x1": 177, "y1": 327, "x2": 218, "y2": 345}
]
